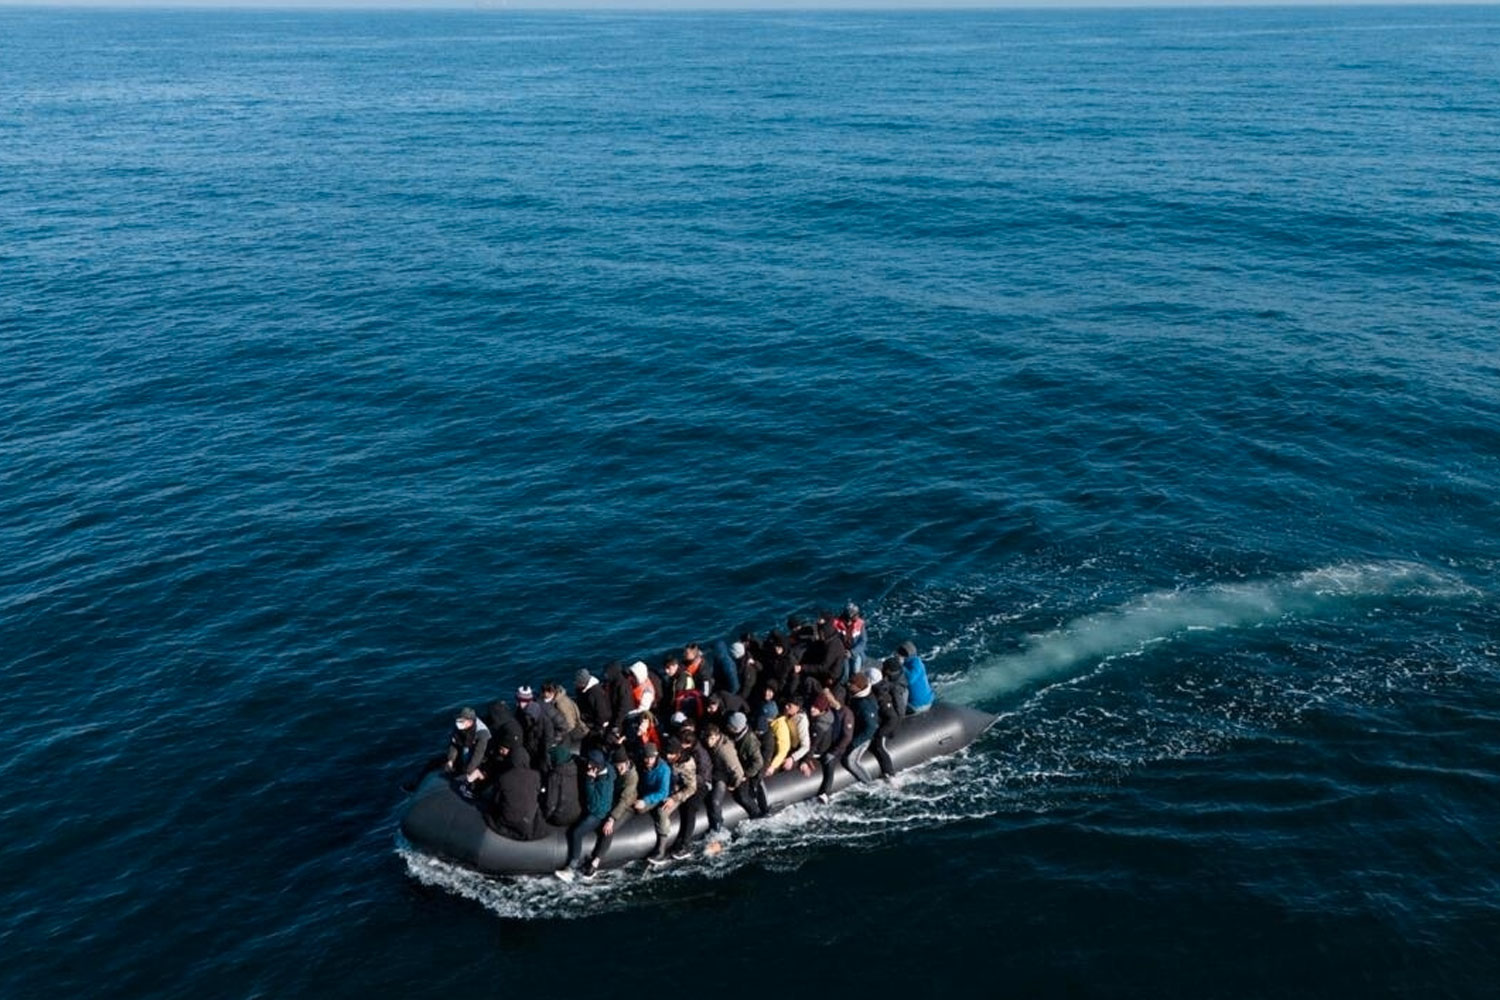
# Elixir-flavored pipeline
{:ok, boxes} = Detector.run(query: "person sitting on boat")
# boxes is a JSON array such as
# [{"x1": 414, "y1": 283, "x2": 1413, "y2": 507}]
[
  {"x1": 704, "y1": 689, "x2": 749, "y2": 731},
  {"x1": 787, "y1": 657, "x2": 825, "y2": 709},
  {"x1": 632, "y1": 741, "x2": 679, "y2": 864},
  {"x1": 702, "y1": 722, "x2": 745, "y2": 840},
  {"x1": 660, "y1": 737, "x2": 701, "y2": 862},
  {"x1": 786, "y1": 615, "x2": 817, "y2": 654},
  {"x1": 756, "y1": 685, "x2": 780, "y2": 761},
  {"x1": 603, "y1": 661, "x2": 633, "y2": 730},
  {"x1": 895, "y1": 641, "x2": 934, "y2": 714},
  {"x1": 764, "y1": 699, "x2": 812, "y2": 776},
  {"x1": 484, "y1": 699, "x2": 524, "y2": 760},
  {"x1": 763, "y1": 632, "x2": 796, "y2": 692},
  {"x1": 868, "y1": 668, "x2": 900, "y2": 781},
  {"x1": 575, "y1": 746, "x2": 638, "y2": 880},
  {"x1": 711, "y1": 639, "x2": 740, "y2": 696},
  {"x1": 444, "y1": 707, "x2": 491, "y2": 790},
  {"x1": 726, "y1": 711, "x2": 767, "y2": 818},
  {"x1": 574, "y1": 668, "x2": 613, "y2": 736},
  {"x1": 661, "y1": 652, "x2": 684, "y2": 701},
  {"x1": 670, "y1": 727, "x2": 710, "y2": 860},
  {"x1": 555, "y1": 750, "x2": 614, "y2": 882},
  {"x1": 682, "y1": 642, "x2": 711, "y2": 697},
  {"x1": 668, "y1": 653, "x2": 708, "y2": 724},
  {"x1": 542, "y1": 745, "x2": 582, "y2": 828},
  {"x1": 834, "y1": 603, "x2": 867, "y2": 674},
  {"x1": 728, "y1": 639, "x2": 761, "y2": 700},
  {"x1": 486, "y1": 742, "x2": 544, "y2": 841},
  {"x1": 844, "y1": 672, "x2": 893, "y2": 783},
  {"x1": 542, "y1": 681, "x2": 586, "y2": 748},
  {"x1": 516, "y1": 686, "x2": 556, "y2": 771},
  {"x1": 626, "y1": 710, "x2": 660, "y2": 757},
  {"x1": 880, "y1": 654, "x2": 910, "y2": 719},
  {"x1": 626, "y1": 660, "x2": 660, "y2": 722},
  {"x1": 810, "y1": 689, "x2": 855, "y2": 803},
  {"x1": 814, "y1": 618, "x2": 850, "y2": 687}
]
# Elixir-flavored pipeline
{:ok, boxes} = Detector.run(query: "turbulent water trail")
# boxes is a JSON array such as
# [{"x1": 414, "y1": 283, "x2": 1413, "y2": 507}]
[{"x1": 942, "y1": 561, "x2": 1472, "y2": 706}]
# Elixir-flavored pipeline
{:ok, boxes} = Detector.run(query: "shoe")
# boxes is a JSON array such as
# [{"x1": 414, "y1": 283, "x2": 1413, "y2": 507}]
[
  {"x1": 670, "y1": 846, "x2": 694, "y2": 861},
  {"x1": 647, "y1": 854, "x2": 671, "y2": 868},
  {"x1": 581, "y1": 859, "x2": 599, "y2": 881},
  {"x1": 817, "y1": 792, "x2": 830, "y2": 805},
  {"x1": 553, "y1": 868, "x2": 575, "y2": 883}
]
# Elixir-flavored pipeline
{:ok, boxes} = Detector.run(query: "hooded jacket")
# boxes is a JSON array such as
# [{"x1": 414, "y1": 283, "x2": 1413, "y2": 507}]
[
  {"x1": 627, "y1": 661, "x2": 657, "y2": 717},
  {"x1": 709, "y1": 737, "x2": 746, "y2": 788},
  {"x1": 489, "y1": 764, "x2": 543, "y2": 841},
  {"x1": 543, "y1": 750, "x2": 583, "y2": 827},
  {"x1": 583, "y1": 764, "x2": 616, "y2": 819},
  {"x1": 577, "y1": 677, "x2": 613, "y2": 731},
  {"x1": 905, "y1": 653, "x2": 935, "y2": 711},
  {"x1": 484, "y1": 700, "x2": 524, "y2": 758},
  {"x1": 731, "y1": 727, "x2": 764, "y2": 777}
]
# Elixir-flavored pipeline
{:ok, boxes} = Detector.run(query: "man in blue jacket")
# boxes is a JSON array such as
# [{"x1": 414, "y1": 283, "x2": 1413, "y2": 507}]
[
  {"x1": 555, "y1": 750, "x2": 615, "y2": 882},
  {"x1": 896, "y1": 641, "x2": 935, "y2": 714},
  {"x1": 632, "y1": 742, "x2": 674, "y2": 862}
]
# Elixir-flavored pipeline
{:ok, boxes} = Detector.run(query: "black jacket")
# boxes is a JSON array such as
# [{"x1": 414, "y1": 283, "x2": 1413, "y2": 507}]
[
  {"x1": 489, "y1": 765, "x2": 543, "y2": 841},
  {"x1": 543, "y1": 757, "x2": 583, "y2": 828},
  {"x1": 577, "y1": 681, "x2": 612, "y2": 732},
  {"x1": 732, "y1": 728, "x2": 764, "y2": 777},
  {"x1": 484, "y1": 701, "x2": 524, "y2": 761}
]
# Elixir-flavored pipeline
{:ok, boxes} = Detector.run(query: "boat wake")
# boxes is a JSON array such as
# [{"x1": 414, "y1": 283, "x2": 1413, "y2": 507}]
[{"x1": 940, "y1": 560, "x2": 1475, "y2": 705}]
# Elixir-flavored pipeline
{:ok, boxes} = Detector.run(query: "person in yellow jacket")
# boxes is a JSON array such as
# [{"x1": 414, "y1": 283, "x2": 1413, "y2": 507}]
[{"x1": 763, "y1": 700, "x2": 813, "y2": 776}]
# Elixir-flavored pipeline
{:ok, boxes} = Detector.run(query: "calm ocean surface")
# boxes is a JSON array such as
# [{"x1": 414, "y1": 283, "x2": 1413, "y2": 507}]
[{"x1": 3, "y1": 5, "x2": 1499, "y2": 997}]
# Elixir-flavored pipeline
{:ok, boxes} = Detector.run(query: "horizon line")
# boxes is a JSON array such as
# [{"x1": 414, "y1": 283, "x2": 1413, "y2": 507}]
[{"x1": 4, "y1": 0, "x2": 1498, "y2": 9}]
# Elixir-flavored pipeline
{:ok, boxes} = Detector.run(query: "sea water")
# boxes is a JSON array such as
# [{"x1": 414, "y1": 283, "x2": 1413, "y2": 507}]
[{"x1": 2, "y1": 7, "x2": 1499, "y2": 998}]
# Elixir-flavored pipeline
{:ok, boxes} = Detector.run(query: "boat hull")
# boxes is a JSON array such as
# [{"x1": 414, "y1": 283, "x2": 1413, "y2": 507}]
[{"x1": 399, "y1": 701, "x2": 996, "y2": 875}]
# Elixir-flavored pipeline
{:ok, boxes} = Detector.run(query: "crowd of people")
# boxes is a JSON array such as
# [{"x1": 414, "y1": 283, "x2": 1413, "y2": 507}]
[{"x1": 438, "y1": 603, "x2": 936, "y2": 881}]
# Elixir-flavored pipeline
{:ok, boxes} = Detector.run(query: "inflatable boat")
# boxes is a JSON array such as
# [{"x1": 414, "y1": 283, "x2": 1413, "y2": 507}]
[{"x1": 399, "y1": 701, "x2": 997, "y2": 876}]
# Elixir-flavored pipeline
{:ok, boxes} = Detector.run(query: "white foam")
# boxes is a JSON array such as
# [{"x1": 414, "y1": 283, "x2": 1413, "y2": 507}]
[{"x1": 943, "y1": 561, "x2": 1471, "y2": 705}]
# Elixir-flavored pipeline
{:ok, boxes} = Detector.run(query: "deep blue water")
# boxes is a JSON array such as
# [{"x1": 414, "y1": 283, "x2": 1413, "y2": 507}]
[{"x1": 3, "y1": 5, "x2": 1500, "y2": 997}]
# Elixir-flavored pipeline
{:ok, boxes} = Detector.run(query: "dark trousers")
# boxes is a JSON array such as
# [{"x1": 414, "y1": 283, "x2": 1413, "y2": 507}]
[
  {"x1": 566, "y1": 813, "x2": 605, "y2": 868},
  {"x1": 871, "y1": 724, "x2": 897, "y2": 778},
  {"x1": 589, "y1": 819, "x2": 617, "y2": 864},
  {"x1": 671, "y1": 794, "x2": 703, "y2": 851},
  {"x1": 708, "y1": 779, "x2": 729, "y2": 832},
  {"x1": 819, "y1": 755, "x2": 840, "y2": 796},
  {"x1": 735, "y1": 774, "x2": 768, "y2": 817},
  {"x1": 842, "y1": 739, "x2": 895, "y2": 782}
]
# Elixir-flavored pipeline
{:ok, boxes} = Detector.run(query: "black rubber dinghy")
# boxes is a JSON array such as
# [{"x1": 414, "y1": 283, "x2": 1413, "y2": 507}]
[{"x1": 400, "y1": 701, "x2": 997, "y2": 875}]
